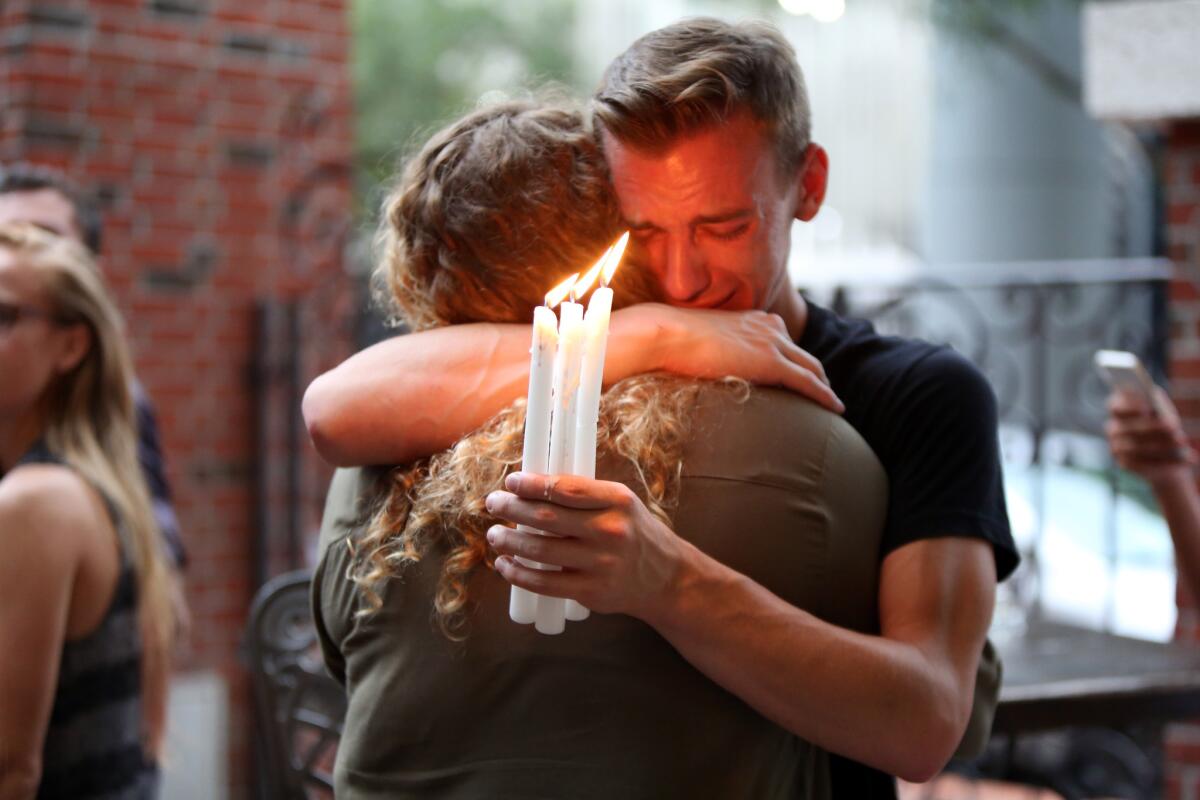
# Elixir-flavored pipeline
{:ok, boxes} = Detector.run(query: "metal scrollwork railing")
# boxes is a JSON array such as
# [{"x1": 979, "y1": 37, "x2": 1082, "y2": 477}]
[
  {"x1": 821, "y1": 257, "x2": 1173, "y2": 630},
  {"x1": 838, "y1": 262, "x2": 1170, "y2": 441},
  {"x1": 819, "y1": 257, "x2": 1173, "y2": 796},
  {"x1": 244, "y1": 570, "x2": 346, "y2": 799}
]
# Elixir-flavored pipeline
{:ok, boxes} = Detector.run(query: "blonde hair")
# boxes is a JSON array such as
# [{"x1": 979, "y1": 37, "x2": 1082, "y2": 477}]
[
  {"x1": 354, "y1": 99, "x2": 745, "y2": 637},
  {"x1": 0, "y1": 222, "x2": 173, "y2": 755}
]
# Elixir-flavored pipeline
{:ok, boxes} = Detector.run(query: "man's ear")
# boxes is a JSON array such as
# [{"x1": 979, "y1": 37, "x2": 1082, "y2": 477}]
[
  {"x1": 794, "y1": 144, "x2": 829, "y2": 222},
  {"x1": 53, "y1": 322, "x2": 91, "y2": 375}
]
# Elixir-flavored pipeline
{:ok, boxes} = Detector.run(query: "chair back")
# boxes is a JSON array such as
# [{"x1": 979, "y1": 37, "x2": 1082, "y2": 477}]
[{"x1": 244, "y1": 570, "x2": 346, "y2": 799}]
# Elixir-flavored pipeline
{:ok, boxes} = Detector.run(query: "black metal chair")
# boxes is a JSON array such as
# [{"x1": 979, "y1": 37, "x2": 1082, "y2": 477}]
[{"x1": 244, "y1": 570, "x2": 346, "y2": 799}]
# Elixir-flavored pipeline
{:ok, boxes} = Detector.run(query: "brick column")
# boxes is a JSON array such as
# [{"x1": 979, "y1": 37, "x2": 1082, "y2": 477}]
[
  {"x1": 1162, "y1": 119, "x2": 1200, "y2": 799},
  {"x1": 0, "y1": 1, "x2": 354, "y2": 796}
]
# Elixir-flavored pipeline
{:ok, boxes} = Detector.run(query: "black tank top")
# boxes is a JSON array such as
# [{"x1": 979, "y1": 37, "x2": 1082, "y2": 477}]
[{"x1": 13, "y1": 441, "x2": 159, "y2": 799}]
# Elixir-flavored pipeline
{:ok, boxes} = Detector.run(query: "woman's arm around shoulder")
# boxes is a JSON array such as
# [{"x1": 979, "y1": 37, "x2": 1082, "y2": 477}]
[
  {"x1": 303, "y1": 304, "x2": 841, "y2": 468},
  {"x1": 0, "y1": 466, "x2": 93, "y2": 800}
]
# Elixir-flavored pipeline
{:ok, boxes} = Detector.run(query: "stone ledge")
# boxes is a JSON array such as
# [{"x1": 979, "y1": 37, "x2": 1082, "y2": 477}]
[{"x1": 1084, "y1": 0, "x2": 1200, "y2": 121}]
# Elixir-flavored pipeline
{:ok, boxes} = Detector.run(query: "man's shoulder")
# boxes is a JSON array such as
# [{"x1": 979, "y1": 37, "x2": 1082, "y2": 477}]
[
  {"x1": 802, "y1": 301, "x2": 939, "y2": 371},
  {"x1": 902, "y1": 346, "x2": 995, "y2": 400},
  {"x1": 866, "y1": 344, "x2": 998, "y2": 433},
  {"x1": 807, "y1": 304, "x2": 993, "y2": 410}
]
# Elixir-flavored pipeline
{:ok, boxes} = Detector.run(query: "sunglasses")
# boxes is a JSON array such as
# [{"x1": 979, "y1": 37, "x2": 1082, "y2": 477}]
[{"x1": 0, "y1": 300, "x2": 68, "y2": 331}]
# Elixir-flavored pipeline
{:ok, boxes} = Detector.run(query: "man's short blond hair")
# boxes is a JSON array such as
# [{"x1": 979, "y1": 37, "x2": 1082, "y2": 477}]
[{"x1": 593, "y1": 17, "x2": 812, "y2": 172}]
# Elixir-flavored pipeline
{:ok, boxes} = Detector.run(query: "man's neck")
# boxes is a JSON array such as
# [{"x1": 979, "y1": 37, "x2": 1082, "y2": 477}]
[{"x1": 767, "y1": 282, "x2": 809, "y2": 342}]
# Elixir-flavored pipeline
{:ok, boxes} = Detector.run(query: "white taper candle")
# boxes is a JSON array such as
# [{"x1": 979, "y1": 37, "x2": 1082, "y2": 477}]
[
  {"x1": 536, "y1": 299, "x2": 585, "y2": 634},
  {"x1": 509, "y1": 304, "x2": 558, "y2": 624},
  {"x1": 565, "y1": 284, "x2": 613, "y2": 621}
]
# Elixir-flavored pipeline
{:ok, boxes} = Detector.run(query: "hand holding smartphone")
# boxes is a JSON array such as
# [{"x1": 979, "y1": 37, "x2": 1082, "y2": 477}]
[
  {"x1": 1096, "y1": 350, "x2": 1198, "y2": 481},
  {"x1": 1094, "y1": 349, "x2": 1165, "y2": 416}
]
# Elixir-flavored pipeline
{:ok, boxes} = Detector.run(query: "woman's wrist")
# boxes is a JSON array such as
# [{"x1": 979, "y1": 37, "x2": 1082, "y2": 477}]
[{"x1": 609, "y1": 304, "x2": 676, "y2": 377}]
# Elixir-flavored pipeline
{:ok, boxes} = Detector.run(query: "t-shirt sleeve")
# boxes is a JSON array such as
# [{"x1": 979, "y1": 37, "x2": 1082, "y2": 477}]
[
  {"x1": 879, "y1": 348, "x2": 1019, "y2": 581},
  {"x1": 312, "y1": 468, "x2": 377, "y2": 686},
  {"x1": 311, "y1": 537, "x2": 352, "y2": 686},
  {"x1": 319, "y1": 467, "x2": 368, "y2": 553}
]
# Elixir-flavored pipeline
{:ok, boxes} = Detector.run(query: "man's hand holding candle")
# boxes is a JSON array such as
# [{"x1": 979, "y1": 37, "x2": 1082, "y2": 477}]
[
  {"x1": 487, "y1": 472, "x2": 690, "y2": 621},
  {"x1": 509, "y1": 234, "x2": 629, "y2": 633}
]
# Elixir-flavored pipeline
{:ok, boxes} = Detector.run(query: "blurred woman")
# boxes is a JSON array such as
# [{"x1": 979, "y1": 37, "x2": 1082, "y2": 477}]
[
  {"x1": 0, "y1": 223, "x2": 173, "y2": 799},
  {"x1": 313, "y1": 99, "x2": 890, "y2": 799}
]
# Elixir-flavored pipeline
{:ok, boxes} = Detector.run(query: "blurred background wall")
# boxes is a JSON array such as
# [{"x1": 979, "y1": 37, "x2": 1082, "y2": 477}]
[{"x1": 0, "y1": 1, "x2": 354, "y2": 796}]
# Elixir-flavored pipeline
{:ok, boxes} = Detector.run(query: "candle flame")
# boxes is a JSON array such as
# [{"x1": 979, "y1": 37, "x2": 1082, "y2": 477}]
[
  {"x1": 572, "y1": 246, "x2": 611, "y2": 301},
  {"x1": 544, "y1": 273, "x2": 579, "y2": 308},
  {"x1": 600, "y1": 231, "x2": 630, "y2": 287}
]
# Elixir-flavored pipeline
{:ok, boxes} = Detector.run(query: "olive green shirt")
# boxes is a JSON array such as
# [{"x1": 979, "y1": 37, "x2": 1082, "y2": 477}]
[{"x1": 314, "y1": 387, "x2": 892, "y2": 799}]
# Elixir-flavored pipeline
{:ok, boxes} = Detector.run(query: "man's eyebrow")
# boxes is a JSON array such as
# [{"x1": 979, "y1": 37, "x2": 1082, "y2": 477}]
[
  {"x1": 693, "y1": 208, "x2": 754, "y2": 226},
  {"x1": 624, "y1": 209, "x2": 754, "y2": 231}
]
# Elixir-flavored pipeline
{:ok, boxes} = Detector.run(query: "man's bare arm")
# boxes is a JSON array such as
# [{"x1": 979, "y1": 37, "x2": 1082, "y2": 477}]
[
  {"x1": 646, "y1": 536, "x2": 995, "y2": 782},
  {"x1": 303, "y1": 304, "x2": 841, "y2": 466},
  {"x1": 487, "y1": 475, "x2": 995, "y2": 782}
]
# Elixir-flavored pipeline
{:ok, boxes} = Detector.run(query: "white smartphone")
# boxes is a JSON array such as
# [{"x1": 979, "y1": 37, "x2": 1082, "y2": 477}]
[{"x1": 1094, "y1": 349, "x2": 1165, "y2": 415}]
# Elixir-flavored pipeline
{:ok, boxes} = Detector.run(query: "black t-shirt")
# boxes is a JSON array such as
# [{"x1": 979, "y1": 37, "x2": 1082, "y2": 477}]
[{"x1": 798, "y1": 300, "x2": 1019, "y2": 797}]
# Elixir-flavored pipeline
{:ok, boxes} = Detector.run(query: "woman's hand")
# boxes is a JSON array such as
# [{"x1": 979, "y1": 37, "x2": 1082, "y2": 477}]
[
  {"x1": 485, "y1": 471, "x2": 693, "y2": 621},
  {"x1": 1106, "y1": 387, "x2": 1197, "y2": 486},
  {"x1": 612, "y1": 303, "x2": 843, "y2": 413}
]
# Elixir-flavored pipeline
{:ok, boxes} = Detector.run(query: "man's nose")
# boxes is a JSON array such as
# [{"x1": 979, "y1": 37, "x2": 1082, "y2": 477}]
[{"x1": 660, "y1": 235, "x2": 711, "y2": 304}]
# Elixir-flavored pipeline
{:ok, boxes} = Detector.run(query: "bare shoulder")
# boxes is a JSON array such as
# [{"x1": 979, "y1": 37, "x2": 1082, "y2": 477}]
[{"x1": 0, "y1": 463, "x2": 101, "y2": 560}]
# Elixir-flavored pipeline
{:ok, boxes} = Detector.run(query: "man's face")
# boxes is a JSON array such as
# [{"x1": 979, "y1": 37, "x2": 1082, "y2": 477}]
[
  {"x1": 0, "y1": 187, "x2": 82, "y2": 244},
  {"x1": 602, "y1": 112, "x2": 826, "y2": 321}
]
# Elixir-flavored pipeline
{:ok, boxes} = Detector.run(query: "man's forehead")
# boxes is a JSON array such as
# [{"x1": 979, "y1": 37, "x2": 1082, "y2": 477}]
[
  {"x1": 601, "y1": 119, "x2": 778, "y2": 222},
  {"x1": 0, "y1": 187, "x2": 81, "y2": 242}
]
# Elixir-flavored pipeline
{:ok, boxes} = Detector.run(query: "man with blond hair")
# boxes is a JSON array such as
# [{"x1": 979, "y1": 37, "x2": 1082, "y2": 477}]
[{"x1": 306, "y1": 18, "x2": 1016, "y2": 795}]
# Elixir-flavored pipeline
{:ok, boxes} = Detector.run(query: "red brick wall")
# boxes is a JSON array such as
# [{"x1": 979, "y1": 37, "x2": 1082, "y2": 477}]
[
  {"x1": 1165, "y1": 119, "x2": 1200, "y2": 799},
  {"x1": 0, "y1": 1, "x2": 354, "y2": 795}
]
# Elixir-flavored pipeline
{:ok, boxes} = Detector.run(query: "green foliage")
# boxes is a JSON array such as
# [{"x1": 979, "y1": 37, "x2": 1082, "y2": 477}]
[{"x1": 351, "y1": 0, "x2": 583, "y2": 213}]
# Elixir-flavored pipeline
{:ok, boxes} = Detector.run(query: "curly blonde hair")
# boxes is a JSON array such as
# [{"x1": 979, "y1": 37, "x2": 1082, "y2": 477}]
[
  {"x1": 353, "y1": 98, "x2": 743, "y2": 637},
  {"x1": 375, "y1": 96, "x2": 659, "y2": 332}
]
